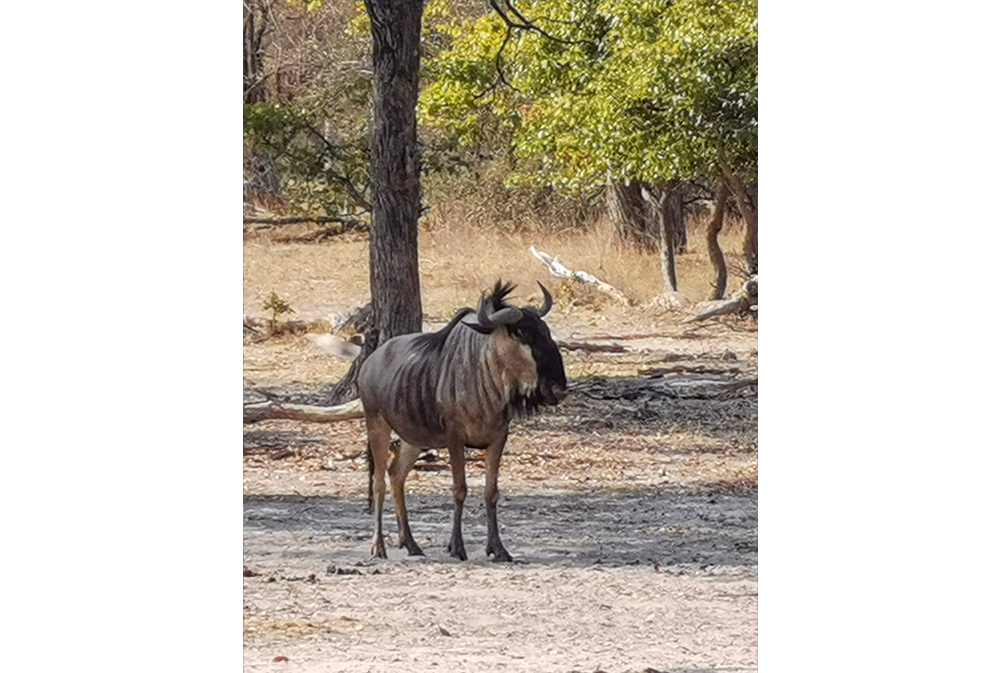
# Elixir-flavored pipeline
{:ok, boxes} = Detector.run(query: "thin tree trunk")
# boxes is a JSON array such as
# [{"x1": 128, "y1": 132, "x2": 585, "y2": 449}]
[
  {"x1": 243, "y1": 2, "x2": 269, "y2": 105},
  {"x1": 653, "y1": 181, "x2": 683, "y2": 293},
  {"x1": 719, "y1": 159, "x2": 757, "y2": 276},
  {"x1": 672, "y1": 183, "x2": 688, "y2": 254},
  {"x1": 658, "y1": 189, "x2": 678, "y2": 292},
  {"x1": 706, "y1": 178, "x2": 730, "y2": 300},
  {"x1": 640, "y1": 182, "x2": 681, "y2": 295},
  {"x1": 243, "y1": 1, "x2": 282, "y2": 205},
  {"x1": 321, "y1": 0, "x2": 426, "y2": 407}
]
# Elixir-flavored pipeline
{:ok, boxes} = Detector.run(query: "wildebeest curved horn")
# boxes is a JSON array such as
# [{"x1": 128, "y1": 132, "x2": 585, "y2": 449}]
[
  {"x1": 478, "y1": 295, "x2": 523, "y2": 329},
  {"x1": 537, "y1": 282, "x2": 553, "y2": 317}
]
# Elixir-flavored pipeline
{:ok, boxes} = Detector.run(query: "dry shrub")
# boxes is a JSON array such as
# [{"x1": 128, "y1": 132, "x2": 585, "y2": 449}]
[{"x1": 421, "y1": 162, "x2": 602, "y2": 236}]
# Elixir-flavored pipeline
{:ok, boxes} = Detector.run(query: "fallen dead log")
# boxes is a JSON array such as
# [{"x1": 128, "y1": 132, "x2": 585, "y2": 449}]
[
  {"x1": 245, "y1": 217, "x2": 369, "y2": 241},
  {"x1": 719, "y1": 377, "x2": 758, "y2": 396},
  {"x1": 686, "y1": 276, "x2": 758, "y2": 323},
  {"x1": 243, "y1": 398, "x2": 365, "y2": 424},
  {"x1": 557, "y1": 340, "x2": 627, "y2": 353},
  {"x1": 639, "y1": 365, "x2": 742, "y2": 377},
  {"x1": 244, "y1": 215, "x2": 366, "y2": 227},
  {"x1": 530, "y1": 246, "x2": 633, "y2": 306}
]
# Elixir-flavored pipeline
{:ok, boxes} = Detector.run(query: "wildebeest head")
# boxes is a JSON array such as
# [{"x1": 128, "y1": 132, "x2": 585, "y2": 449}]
[{"x1": 468, "y1": 280, "x2": 568, "y2": 409}]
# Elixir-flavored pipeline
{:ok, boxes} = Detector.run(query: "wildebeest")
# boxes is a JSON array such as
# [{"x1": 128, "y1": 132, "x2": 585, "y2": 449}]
[{"x1": 358, "y1": 280, "x2": 567, "y2": 561}]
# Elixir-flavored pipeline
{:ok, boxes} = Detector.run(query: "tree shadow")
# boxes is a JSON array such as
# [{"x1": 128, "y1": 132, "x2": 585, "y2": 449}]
[
  {"x1": 244, "y1": 485, "x2": 756, "y2": 572},
  {"x1": 515, "y1": 374, "x2": 757, "y2": 446},
  {"x1": 244, "y1": 372, "x2": 758, "y2": 449}
]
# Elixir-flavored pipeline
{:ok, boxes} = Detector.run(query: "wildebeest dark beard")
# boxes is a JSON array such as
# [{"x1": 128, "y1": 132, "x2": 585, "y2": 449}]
[{"x1": 508, "y1": 387, "x2": 545, "y2": 418}]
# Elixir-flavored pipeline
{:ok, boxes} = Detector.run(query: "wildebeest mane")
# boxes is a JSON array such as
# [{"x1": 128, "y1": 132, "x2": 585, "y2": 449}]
[
  {"x1": 410, "y1": 307, "x2": 477, "y2": 357},
  {"x1": 486, "y1": 279, "x2": 517, "y2": 312}
]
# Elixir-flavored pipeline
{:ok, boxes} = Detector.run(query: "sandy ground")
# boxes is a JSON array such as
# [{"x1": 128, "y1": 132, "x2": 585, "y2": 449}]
[{"x1": 244, "y1": 313, "x2": 756, "y2": 673}]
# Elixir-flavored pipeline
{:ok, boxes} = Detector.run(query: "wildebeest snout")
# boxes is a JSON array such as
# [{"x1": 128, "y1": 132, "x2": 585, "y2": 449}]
[{"x1": 541, "y1": 380, "x2": 568, "y2": 405}]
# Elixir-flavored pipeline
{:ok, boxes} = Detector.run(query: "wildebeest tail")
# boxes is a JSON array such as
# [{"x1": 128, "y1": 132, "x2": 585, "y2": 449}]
[{"x1": 366, "y1": 436, "x2": 374, "y2": 514}]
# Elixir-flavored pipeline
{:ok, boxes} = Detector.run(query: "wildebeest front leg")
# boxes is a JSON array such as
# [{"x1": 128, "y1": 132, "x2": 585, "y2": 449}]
[
  {"x1": 390, "y1": 441, "x2": 424, "y2": 556},
  {"x1": 366, "y1": 415, "x2": 392, "y2": 559},
  {"x1": 446, "y1": 442, "x2": 468, "y2": 560},
  {"x1": 484, "y1": 434, "x2": 513, "y2": 562}
]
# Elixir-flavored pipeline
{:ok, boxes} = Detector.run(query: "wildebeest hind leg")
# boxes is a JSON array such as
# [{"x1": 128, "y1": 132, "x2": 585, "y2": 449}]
[
  {"x1": 366, "y1": 414, "x2": 392, "y2": 559},
  {"x1": 446, "y1": 441, "x2": 468, "y2": 560},
  {"x1": 390, "y1": 441, "x2": 424, "y2": 556}
]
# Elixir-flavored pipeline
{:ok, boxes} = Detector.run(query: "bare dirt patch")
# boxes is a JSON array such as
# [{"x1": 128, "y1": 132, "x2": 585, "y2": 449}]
[{"x1": 244, "y1": 237, "x2": 757, "y2": 672}]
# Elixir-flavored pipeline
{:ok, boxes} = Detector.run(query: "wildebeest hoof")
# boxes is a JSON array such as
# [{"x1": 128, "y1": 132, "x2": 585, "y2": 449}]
[
  {"x1": 487, "y1": 546, "x2": 513, "y2": 562},
  {"x1": 447, "y1": 542, "x2": 468, "y2": 561},
  {"x1": 401, "y1": 540, "x2": 425, "y2": 556},
  {"x1": 372, "y1": 540, "x2": 388, "y2": 559}
]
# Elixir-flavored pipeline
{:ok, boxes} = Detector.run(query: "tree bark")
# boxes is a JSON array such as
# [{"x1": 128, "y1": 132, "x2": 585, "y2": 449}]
[
  {"x1": 606, "y1": 182, "x2": 657, "y2": 251},
  {"x1": 324, "y1": 0, "x2": 426, "y2": 406},
  {"x1": 706, "y1": 177, "x2": 730, "y2": 300},
  {"x1": 366, "y1": 0, "x2": 425, "y2": 339}
]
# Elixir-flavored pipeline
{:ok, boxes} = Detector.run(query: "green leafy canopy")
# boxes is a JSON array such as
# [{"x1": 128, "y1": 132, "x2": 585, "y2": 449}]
[{"x1": 419, "y1": 0, "x2": 757, "y2": 193}]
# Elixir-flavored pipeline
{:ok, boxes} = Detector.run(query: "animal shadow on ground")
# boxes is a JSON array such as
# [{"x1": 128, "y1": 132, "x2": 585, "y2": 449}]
[{"x1": 244, "y1": 486, "x2": 757, "y2": 571}]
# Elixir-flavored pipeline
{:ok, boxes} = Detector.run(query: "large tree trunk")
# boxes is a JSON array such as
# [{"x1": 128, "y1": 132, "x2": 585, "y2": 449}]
[
  {"x1": 366, "y1": 0, "x2": 425, "y2": 338},
  {"x1": 323, "y1": 0, "x2": 426, "y2": 406},
  {"x1": 706, "y1": 177, "x2": 730, "y2": 300},
  {"x1": 606, "y1": 182, "x2": 657, "y2": 251}
]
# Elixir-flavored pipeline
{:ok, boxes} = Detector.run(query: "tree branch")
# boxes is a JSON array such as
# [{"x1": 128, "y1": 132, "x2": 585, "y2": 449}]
[
  {"x1": 489, "y1": 0, "x2": 598, "y2": 48},
  {"x1": 300, "y1": 121, "x2": 372, "y2": 211}
]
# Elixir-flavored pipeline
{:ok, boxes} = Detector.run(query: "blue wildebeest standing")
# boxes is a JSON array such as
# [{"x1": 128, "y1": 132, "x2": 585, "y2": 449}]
[{"x1": 358, "y1": 281, "x2": 567, "y2": 561}]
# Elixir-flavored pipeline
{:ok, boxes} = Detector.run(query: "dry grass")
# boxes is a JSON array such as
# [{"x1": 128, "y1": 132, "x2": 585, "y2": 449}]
[
  {"x1": 243, "y1": 215, "x2": 749, "y2": 323},
  {"x1": 244, "y1": 213, "x2": 754, "y2": 388}
]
